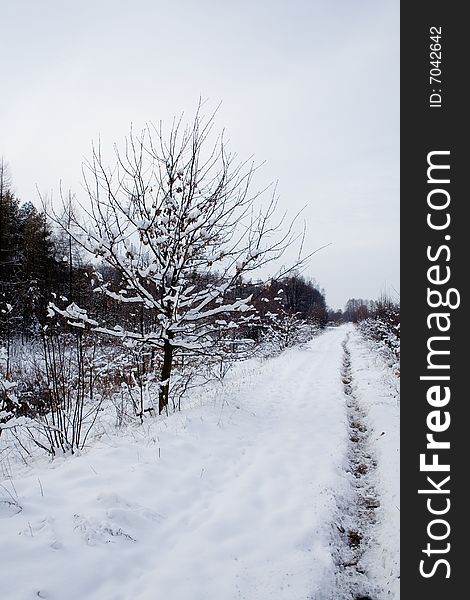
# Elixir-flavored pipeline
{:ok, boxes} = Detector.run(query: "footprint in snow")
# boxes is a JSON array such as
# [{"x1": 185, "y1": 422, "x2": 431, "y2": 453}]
[
  {"x1": 73, "y1": 493, "x2": 165, "y2": 546},
  {"x1": 73, "y1": 514, "x2": 136, "y2": 546}
]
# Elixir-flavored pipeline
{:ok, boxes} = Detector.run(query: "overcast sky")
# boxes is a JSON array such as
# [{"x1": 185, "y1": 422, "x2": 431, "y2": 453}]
[{"x1": 0, "y1": 0, "x2": 399, "y2": 310}]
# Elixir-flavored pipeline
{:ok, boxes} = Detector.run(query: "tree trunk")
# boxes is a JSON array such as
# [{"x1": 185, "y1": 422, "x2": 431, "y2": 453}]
[{"x1": 159, "y1": 337, "x2": 173, "y2": 414}]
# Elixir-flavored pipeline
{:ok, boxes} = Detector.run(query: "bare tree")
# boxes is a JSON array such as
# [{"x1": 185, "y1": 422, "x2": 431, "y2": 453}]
[
  {"x1": 50, "y1": 107, "x2": 307, "y2": 414},
  {"x1": 0, "y1": 158, "x2": 11, "y2": 199}
]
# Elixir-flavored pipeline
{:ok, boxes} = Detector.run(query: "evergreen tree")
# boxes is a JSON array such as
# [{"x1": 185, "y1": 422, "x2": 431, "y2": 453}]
[
  {"x1": 17, "y1": 202, "x2": 57, "y2": 335},
  {"x1": 0, "y1": 161, "x2": 22, "y2": 330}
]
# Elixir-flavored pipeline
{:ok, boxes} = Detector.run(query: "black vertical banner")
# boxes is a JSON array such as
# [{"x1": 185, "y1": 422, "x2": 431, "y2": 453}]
[{"x1": 401, "y1": 2, "x2": 466, "y2": 598}]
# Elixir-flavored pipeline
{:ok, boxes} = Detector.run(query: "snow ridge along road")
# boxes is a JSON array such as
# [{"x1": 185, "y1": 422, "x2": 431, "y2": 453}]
[{"x1": 0, "y1": 325, "x2": 398, "y2": 600}]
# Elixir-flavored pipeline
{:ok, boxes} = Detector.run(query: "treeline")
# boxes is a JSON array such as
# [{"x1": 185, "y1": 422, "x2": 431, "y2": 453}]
[
  {"x1": 343, "y1": 296, "x2": 399, "y2": 326},
  {"x1": 0, "y1": 207, "x2": 328, "y2": 344}
]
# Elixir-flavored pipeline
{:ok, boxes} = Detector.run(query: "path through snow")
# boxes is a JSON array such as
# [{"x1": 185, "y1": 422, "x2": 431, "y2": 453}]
[{"x1": 0, "y1": 325, "x2": 398, "y2": 600}]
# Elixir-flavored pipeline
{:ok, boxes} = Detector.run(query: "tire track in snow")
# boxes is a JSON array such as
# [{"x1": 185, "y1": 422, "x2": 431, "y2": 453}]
[{"x1": 324, "y1": 332, "x2": 383, "y2": 600}]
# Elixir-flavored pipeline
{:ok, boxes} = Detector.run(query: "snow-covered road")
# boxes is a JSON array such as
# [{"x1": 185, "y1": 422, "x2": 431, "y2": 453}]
[{"x1": 0, "y1": 325, "x2": 399, "y2": 600}]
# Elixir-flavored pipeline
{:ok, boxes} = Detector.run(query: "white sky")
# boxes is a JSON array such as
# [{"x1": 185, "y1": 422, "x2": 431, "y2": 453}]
[{"x1": 0, "y1": 0, "x2": 399, "y2": 310}]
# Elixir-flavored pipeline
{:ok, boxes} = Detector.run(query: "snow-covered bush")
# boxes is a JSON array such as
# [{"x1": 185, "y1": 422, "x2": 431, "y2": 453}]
[
  {"x1": 0, "y1": 374, "x2": 19, "y2": 431},
  {"x1": 357, "y1": 308, "x2": 400, "y2": 375},
  {"x1": 1, "y1": 333, "x2": 114, "y2": 455},
  {"x1": 258, "y1": 310, "x2": 318, "y2": 355}
]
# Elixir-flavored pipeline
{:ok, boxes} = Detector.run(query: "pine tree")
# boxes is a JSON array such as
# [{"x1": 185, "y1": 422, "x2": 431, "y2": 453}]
[
  {"x1": 0, "y1": 161, "x2": 21, "y2": 330},
  {"x1": 17, "y1": 202, "x2": 57, "y2": 335}
]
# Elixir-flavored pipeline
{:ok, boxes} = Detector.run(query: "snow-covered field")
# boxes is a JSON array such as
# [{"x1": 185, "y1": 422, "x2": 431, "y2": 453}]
[{"x1": 0, "y1": 325, "x2": 399, "y2": 599}]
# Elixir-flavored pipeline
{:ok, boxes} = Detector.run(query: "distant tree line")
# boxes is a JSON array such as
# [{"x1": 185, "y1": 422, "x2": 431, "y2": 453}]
[
  {"x1": 1, "y1": 151, "x2": 330, "y2": 345},
  {"x1": 343, "y1": 296, "x2": 399, "y2": 326},
  {"x1": 1, "y1": 187, "x2": 327, "y2": 348}
]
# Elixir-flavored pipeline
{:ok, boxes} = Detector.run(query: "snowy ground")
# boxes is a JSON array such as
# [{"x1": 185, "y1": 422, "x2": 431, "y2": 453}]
[
  {"x1": 347, "y1": 330, "x2": 400, "y2": 598},
  {"x1": 0, "y1": 325, "x2": 399, "y2": 600}
]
